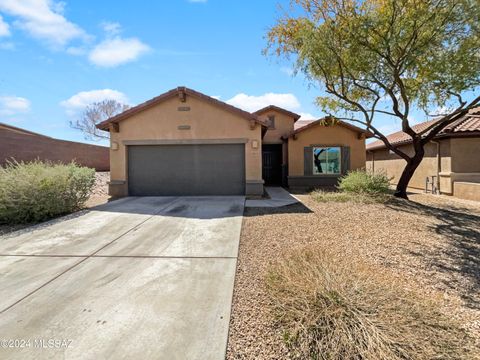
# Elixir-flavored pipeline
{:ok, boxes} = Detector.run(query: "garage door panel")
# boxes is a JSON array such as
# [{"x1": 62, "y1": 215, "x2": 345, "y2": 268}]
[{"x1": 128, "y1": 144, "x2": 245, "y2": 196}]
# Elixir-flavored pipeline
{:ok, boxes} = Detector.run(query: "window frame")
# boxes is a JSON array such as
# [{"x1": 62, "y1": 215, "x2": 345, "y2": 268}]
[
  {"x1": 267, "y1": 115, "x2": 275, "y2": 130},
  {"x1": 312, "y1": 146, "x2": 342, "y2": 175}
]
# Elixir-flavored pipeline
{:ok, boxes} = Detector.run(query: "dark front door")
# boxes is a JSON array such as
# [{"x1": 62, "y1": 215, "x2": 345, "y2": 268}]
[
  {"x1": 262, "y1": 144, "x2": 283, "y2": 185},
  {"x1": 128, "y1": 144, "x2": 246, "y2": 196}
]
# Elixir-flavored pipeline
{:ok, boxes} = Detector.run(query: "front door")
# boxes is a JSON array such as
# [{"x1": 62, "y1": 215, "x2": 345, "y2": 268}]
[{"x1": 262, "y1": 144, "x2": 282, "y2": 185}]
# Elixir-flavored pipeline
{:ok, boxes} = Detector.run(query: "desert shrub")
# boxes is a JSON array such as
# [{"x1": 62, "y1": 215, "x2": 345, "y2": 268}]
[
  {"x1": 0, "y1": 161, "x2": 95, "y2": 224},
  {"x1": 266, "y1": 247, "x2": 476, "y2": 360},
  {"x1": 338, "y1": 170, "x2": 391, "y2": 195}
]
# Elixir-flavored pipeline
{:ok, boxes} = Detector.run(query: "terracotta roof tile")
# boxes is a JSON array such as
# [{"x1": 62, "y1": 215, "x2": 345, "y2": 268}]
[
  {"x1": 366, "y1": 107, "x2": 480, "y2": 150},
  {"x1": 292, "y1": 117, "x2": 373, "y2": 137},
  {"x1": 96, "y1": 86, "x2": 267, "y2": 130},
  {"x1": 294, "y1": 119, "x2": 316, "y2": 130},
  {"x1": 253, "y1": 105, "x2": 301, "y2": 121}
]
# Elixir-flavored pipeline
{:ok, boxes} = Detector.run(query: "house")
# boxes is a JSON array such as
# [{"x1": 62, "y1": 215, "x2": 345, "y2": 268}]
[
  {"x1": 0, "y1": 123, "x2": 109, "y2": 171},
  {"x1": 96, "y1": 87, "x2": 371, "y2": 197},
  {"x1": 366, "y1": 108, "x2": 480, "y2": 201}
]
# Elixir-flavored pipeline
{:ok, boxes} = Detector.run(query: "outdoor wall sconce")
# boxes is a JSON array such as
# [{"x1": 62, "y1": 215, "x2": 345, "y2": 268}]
[
  {"x1": 251, "y1": 140, "x2": 259, "y2": 149},
  {"x1": 111, "y1": 141, "x2": 119, "y2": 150}
]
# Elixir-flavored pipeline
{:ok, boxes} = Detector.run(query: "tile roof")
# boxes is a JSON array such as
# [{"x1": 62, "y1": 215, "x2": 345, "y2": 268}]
[
  {"x1": 253, "y1": 105, "x2": 301, "y2": 121},
  {"x1": 292, "y1": 117, "x2": 373, "y2": 137},
  {"x1": 294, "y1": 119, "x2": 316, "y2": 130},
  {"x1": 366, "y1": 107, "x2": 480, "y2": 150},
  {"x1": 97, "y1": 86, "x2": 268, "y2": 130}
]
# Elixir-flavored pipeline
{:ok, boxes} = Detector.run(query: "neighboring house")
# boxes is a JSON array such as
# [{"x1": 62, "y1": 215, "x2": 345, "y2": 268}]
[
  {"x1": 96, "y1": 86, "x2": 371, "y2": 197},
  {"x1": 0, "y1": 123, "x2": 109, "y2": 171},
  {"x1": 366, "y1": 108, "x2": 480, "y2": 201}
]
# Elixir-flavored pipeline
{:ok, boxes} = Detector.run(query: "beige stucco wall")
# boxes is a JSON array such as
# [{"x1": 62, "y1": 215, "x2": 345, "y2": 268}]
[
  {"x1": 258, "y1": 111, "x2": 295, "y2": 144},
  {"x1": 288, "y1": 123, "x2": 367, "y2": 176},
  {"x1": 454, "y1": 182, "x2": 480, "y2": 201},
  {"x1": 108, "y1": 95, "x2": 263, "y2": 191},
  {"x1": 366, "y1": 140, "x2": 452, "y2": 192},
  {"x1": 450, "y1": 137, "x2": 480, "y2": 172}
]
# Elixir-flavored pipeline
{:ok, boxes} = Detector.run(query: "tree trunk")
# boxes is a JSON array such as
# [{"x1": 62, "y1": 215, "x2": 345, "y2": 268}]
[{"x1": 394, "y1": 147, "x2": 425, "y2": 199}]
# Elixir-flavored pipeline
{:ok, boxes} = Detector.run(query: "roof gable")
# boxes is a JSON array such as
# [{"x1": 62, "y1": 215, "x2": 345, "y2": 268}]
[
  {"x1": 253, "y1": 105, "x2": 301, "y2": 121},
  {"x1": 292, "y1": 117, "x2": 373, "y2": 137},
  {"x1": 97, "y1": 86, "x2": 267, "y2": 131}
]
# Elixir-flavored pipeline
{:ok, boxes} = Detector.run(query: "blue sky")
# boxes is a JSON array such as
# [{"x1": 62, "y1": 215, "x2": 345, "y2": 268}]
[{"x1": 0, "y1": 0, "x2": 437, "y2": 145}]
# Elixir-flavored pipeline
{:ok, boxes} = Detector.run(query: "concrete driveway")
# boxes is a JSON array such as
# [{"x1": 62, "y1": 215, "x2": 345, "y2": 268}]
[{"x1": 0, "y1": 196, "x2": 244, "y2": 360}]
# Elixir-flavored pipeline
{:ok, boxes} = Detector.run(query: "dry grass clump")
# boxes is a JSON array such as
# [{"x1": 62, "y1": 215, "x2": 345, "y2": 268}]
[
  {"x1": 266, "y1": 246, "x2": 476, "y2": 360},
  {"x1": 310, "y1": 190, "x2": 390, "y2": 204}
]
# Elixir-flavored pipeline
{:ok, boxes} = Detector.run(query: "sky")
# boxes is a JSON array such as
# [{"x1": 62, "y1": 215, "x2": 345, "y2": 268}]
[{"x1": 0, "y1": 0, "x2": 434, "y2": 146}]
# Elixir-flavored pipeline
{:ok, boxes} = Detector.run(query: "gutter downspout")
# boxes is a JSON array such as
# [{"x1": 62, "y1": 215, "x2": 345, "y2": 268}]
[
  {"x1": 367, "y1": 150, "x2": 374, "y2": 173},
  {"x1": 431, "y1": 140, "x2": 441, "y2": 194}
]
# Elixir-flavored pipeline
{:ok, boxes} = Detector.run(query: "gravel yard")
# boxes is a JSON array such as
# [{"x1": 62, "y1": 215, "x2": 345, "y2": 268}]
[
  {"x1": 85, "y1": 171, "x2": 110, "y2": 207},
  {"x1": 226, "y1": 193, "x2": 480, "y2": 359}
]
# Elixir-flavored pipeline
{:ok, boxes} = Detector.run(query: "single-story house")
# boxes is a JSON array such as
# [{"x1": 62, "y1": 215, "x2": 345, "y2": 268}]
[
  {"x1": 366, "y1": 108, "x2": 480, "y2": 201},
  {"x1": 0, "y1": 122, "x2": 109, "y2": 171},
  {"x1": 96, "y1": 87, "x2": 371, "y2": 197}
]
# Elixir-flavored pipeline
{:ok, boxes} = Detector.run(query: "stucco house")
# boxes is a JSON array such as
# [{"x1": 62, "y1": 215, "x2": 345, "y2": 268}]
[
  {"x1": 96, "y1": 87, "x2": 371, "y2": 197},
  {"x1": 366, "y1": 108, "x2": 480, "y2": 201}
]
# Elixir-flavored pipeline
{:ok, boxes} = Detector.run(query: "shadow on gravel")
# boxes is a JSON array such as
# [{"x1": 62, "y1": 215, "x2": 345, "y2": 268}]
[
  {"x1": 385, "y1": 199, "x2": 480, "y2": 310},
  {"x1": 244, "y1": 202, "x2": 313, "y2": 217}
]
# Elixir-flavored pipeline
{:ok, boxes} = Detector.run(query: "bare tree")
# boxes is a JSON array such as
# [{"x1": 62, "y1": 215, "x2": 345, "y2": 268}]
[{"x1": 70, "y1": 99, "x2": 129, "y2": 140}]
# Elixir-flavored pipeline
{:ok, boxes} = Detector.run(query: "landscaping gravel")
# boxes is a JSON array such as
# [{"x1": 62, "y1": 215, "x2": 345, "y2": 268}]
[
  {"x1": 226, "y1": 193, "x2": 480, "y2": 359},
  {"x1": 86, "y1": 171, "x2": 110, "y2": 207}
]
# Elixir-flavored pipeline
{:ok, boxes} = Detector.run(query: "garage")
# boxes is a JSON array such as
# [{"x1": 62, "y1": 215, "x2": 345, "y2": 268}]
[{"x1": 128, "y1": 144, "x2": 246, "y2": 196}]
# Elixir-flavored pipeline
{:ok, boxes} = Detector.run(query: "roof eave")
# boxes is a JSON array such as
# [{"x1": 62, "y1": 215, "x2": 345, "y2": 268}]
[{"x1": 96, "y1": 86, "x2": 267, "y2": 131}]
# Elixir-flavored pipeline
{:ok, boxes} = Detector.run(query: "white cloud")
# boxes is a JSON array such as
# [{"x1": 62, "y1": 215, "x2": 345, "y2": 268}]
[
  {"x1": 188, "y1": 0, "x2": 207, "y2": 3},
  {"x1": 101, "y1": 21, "x2": 121, "y2": 36},
  {"x1": 226, "y1": 92, "x2": 301, "y2": 113},
  {"x1": 0, "y1": 0, "x2": 87, "y2": 47},
  {"x1": 280, "y1": 66, "x2": 293, "y2": 76},
  {"x1": 298, "y1": 112, "x2": 317, "y2": 120},
  {"x1": 0, "y1": 41, "x2": 14, "y2": 50},
  {"x1": 0, "y1": 95, "x2": 30, "y2": 116},
  {"x1": 60, "y1": 89, "x2": 128, "y2": 116},
  {"x1": 0, "y1": 14, "x2": 10, "y2": 36},
  {"x1": 88, "y1": 36, "x2": 150, "y2": 67}
]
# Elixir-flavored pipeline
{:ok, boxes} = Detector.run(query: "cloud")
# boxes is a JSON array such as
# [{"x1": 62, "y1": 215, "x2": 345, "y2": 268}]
[
  {"x1": 0, "y1": 14, "x2": 10, "y2": 36},
  {"x1": 88, "y1": 36, "x2": 150, "y2": 67},
  {"x1": 0, "y1": 41, "x2": 14, "y2": 50},
  {"x1": 226, "y1": 92, "x2": 301, "y2": 113},
  {"x1": 280, "y1": 66, "x2": 293, "y2": 76},
  {"x1": 60, "y1": 89, "x2": 128, "y2": 116},
  {"x1": 298, "y1": 112, "x2": 317, "y2": 120},
  {"x1": 0, "y1": 95, "x2": 30, "y2": 116},
  {"x1": 101, "y1": 21, "x2": 121, "y2": 36},
  {"x1": 0, "y1": 0, "x2": 87, "y2": 47},
  {"x1": 188, "y1": 0, "x2": 207, "y2": 3}
]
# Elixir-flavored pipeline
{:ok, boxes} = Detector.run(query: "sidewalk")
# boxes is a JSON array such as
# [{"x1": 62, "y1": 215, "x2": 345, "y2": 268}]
[{"x1": 246, "y1": 186, "x2": 299, "y2": 208}]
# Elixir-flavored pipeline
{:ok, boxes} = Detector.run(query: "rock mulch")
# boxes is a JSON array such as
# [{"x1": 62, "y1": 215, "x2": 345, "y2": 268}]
[
  {"x1": 85, "y1": 171, "x2": 110, "y2": 207},
  {"x1": 226, "y1": 193, "x2": 480, "y2": 359}
]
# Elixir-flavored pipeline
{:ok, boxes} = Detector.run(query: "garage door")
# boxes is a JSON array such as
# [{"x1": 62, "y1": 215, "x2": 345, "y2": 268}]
[{"x1": 128, "y1": 144, "x2": 245, "y2": 196}]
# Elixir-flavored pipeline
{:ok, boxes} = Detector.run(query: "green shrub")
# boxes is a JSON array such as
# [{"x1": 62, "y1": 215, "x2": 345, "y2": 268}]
[
  {"x1": 338, "y1": 170, "x2": 391, "y2": 195},
  {"x1": 266, "y1": 247, "x2": 476, "y2": 360},
  {"x1": 0, "y1": 161, "x2": 95, "y2": 224}
]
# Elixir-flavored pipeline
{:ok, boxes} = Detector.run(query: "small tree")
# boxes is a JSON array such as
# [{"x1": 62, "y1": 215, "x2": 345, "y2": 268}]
[
  {"x1": 70, "y1": 99, "x2": 129, "y2": 140},
  {"x1": 267, "y1": 0, "x2": 480, "y2": 199}
]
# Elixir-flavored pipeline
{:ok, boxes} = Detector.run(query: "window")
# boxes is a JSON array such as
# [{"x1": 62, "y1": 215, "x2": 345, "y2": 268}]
[
  {"x1": 313, "y1": 147, "x2": 341, "y2": 174},
  {"x1": 267, "y1": 115, "x2": 275, "y2": 129}
]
